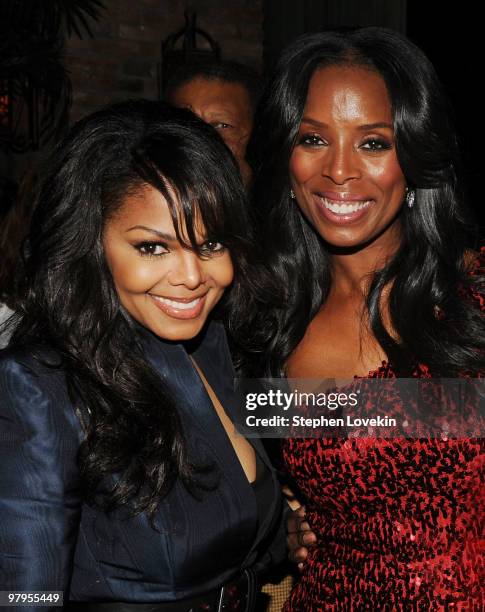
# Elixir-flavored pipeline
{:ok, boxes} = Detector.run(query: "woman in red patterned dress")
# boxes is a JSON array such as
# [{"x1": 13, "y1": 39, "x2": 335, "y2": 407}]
[{"x1": 245, "y1": 27, "x2": 484, "y2": 610}]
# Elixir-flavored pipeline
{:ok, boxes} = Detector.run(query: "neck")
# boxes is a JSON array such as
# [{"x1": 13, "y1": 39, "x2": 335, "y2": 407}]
[{"x1": 329, "y1": 224, "x2": 402, "y2": 296}]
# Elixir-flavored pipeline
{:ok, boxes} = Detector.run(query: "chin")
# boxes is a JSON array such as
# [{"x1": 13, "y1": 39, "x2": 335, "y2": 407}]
[
  {"x1": 318, "y1": 223, "x2": 399, "y2": 253},
  {"x1": 319, "y1": 229, "x2": 369, "y2": 250},
  {"x1": 149, "y1": 319, "x2": 207, "y2": 342}
]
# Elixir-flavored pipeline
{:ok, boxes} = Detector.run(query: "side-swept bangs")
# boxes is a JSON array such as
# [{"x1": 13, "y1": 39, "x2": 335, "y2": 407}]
[{"x1": 128, "y1": 127, "x2": 245, "y2": 256}]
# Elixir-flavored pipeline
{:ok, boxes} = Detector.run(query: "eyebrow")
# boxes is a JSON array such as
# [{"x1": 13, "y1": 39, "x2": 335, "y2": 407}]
[
  {"x1": 208, "y1": 113, "x2": 234, "y2": 120},
  {"x1": 300, "y1": 117, "x2": 393, "y2": 131},
  {"x1": 357, "y1": 122, "x2": 393, "y2": 131},
  {"x1": 126, "y1": 225, "x2": 176, "y2": 241}
]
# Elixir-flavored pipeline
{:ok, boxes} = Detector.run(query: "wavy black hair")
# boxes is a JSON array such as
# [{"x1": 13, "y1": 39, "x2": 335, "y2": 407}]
[
  {"x1": 246, "y1": 27, "x2": 484, "y2": 377},
  {"x1": 10, "y1": 100, "x2": 255, "y2": 518}
]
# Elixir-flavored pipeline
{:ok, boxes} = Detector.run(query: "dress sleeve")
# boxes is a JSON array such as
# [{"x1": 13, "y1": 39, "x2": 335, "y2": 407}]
[{"x1": 0, "y1": 354, "x2": 83, "y2": 608}]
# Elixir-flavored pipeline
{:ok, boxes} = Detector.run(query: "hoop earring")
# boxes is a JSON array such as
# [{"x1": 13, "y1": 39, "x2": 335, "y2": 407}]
[{"x1": 406, "y1": 188, "x2": 415, "y2": 208}]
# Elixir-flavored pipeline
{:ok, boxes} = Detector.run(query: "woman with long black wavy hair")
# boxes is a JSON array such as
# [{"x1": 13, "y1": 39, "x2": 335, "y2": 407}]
[
  {"x1": 245, "y1": 27, "x2": 484, "y2": 609},
  {"x1": 0, "y1": 100, "x2": 286, "y2": 611}
]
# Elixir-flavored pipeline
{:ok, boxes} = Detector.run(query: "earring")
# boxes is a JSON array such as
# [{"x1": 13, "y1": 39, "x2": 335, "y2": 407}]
[
  {"x1": 406, "y1": 188, "x2": 415, "y2": 208},
  {"x1": 290, "y1": 189, "x2": 296, "y2": 200}
]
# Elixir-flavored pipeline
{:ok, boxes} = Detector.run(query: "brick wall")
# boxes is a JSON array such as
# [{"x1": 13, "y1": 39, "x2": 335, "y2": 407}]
[{"x1": 64, "y1": 0, "x2": 263, "y2": 123}]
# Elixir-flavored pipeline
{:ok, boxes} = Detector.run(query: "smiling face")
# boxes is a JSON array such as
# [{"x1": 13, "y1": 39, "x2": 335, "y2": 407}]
[
  {"x1": 289, "y1": 65, "x2": 406, "y2": 252},
  {"x1": 103, "y1": 185, "x2": 234, "y2": 341},
  {"x1": 170, "y1": 77, "x2": 253, "y2": 184}
]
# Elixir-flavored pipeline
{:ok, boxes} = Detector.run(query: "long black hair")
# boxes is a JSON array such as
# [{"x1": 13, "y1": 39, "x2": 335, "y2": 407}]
[
  {"x1": 10, "y1": 100, "x2": 255, "y2": 518},
  {"x1": 246, "y1": 27, "x2": 484, "y2": 377}
]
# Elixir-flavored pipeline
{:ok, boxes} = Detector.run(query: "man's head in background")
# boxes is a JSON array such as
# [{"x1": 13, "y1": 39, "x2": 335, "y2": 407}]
[{"x1": 165, "y1": 61, "x2": 261, "y2": 185}]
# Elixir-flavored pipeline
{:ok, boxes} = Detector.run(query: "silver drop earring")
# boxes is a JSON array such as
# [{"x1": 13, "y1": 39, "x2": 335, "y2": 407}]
[
  {"x1": 290, "y1": 189, "x2": 296, "y2": 200},
  {"x1": 406, "y1": 188, "x2": 415, "y2": 208}
]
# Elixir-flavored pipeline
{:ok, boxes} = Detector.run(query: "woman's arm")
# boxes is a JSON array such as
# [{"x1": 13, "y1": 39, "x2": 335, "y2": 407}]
[{"x1": 0, "y1": 354, "x2": 83, "y2": 608}]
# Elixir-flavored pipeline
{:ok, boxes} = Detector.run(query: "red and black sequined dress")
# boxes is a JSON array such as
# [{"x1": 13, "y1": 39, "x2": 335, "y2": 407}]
[{"x1": 282, "y1": 254, "x2": 484, "y2": 611}]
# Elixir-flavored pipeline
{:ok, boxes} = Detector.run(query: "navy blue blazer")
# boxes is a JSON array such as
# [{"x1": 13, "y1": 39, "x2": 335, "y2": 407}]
[{"x1": 0, "y1": 321, "x2": 285, "y2": 608}]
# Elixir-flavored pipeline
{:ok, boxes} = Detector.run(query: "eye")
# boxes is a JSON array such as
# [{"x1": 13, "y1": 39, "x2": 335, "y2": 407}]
[
  {"x1": 297, "y1": 133, "x2": 326, "y2": 147},
  {"x1": 360, "y1": 138, "x2": 392, "y2": 151},
  {"x1": 134, "y1": 241, "x2": 169, "y2": 257},
  {"x1": 200, "y1": 241, "x2": 225, "y2": 256},
  {"x1": 212, "y1": 122, "x2": 231, "y2": 130}
]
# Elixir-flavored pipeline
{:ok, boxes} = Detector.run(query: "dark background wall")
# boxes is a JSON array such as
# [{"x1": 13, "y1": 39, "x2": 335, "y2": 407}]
[
  {"x1": 3, "y1": 0, "x2": 482, "y2": 231},
  {"x1": 263, "y1": 0, "x2": 407, "y2": 70},
  {"x1": 407, "y1": 4, "x2": 482, "y2": 230},
  {"x1": 65, "y1": 0, "x2": 263, "y2": 122}
]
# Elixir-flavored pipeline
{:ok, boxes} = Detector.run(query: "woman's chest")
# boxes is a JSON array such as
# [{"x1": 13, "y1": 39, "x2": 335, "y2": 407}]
[
  {"x1": 282, "y1": 436, "x2": 484, "y2": 547},
  {"x1": 286, "y1": 304, "x2": 387, "y2": 379}
]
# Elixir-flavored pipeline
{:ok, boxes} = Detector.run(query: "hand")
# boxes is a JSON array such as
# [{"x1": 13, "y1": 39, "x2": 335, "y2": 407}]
[{"x1": 286, "y1": 504, "x2": 317, "y2": 572}]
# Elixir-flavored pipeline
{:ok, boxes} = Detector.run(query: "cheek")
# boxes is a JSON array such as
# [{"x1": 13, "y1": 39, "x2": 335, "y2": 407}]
[
  {"x1": 237, "y1": 120, "x2": 252, "y2": 151},
  {"x1": 105, "y1": 245, "x2": 159, "y2": 293},
  {"x1": 114, "y1": 263, "x2": 156, "y2": 292},
  {"x1": 364, "y1": 156, "x2": 406, "y2": 195},
  {"x1": 289, "y1": 150, "x2": 316, "y2": 186},
  {"x1": 207, "y1": 254, "x2": 234, "y2": 289},
  {"x1": 220, "y1": 131, "x2": 244, "y2": 158},
  {"x1": 221, "y1": 133, "x2": 237, "y2": 153}
]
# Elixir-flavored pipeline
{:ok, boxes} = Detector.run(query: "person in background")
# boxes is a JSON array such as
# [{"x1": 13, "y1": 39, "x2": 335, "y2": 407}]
[
  {"x1": 246, "y1": 26, "x2": 484, "y2": 609},
  {"x1": 165, "y1": 61, "x2": 261, "y2": 186}
]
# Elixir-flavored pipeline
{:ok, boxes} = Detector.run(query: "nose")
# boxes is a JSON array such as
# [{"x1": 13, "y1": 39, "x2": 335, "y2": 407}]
[
  {"x1": 168, "y1": 250, "x2": 205, "y2": 289},
  {"x1": 322, "y1": 142, "x2": 360, "y2": 185}
]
